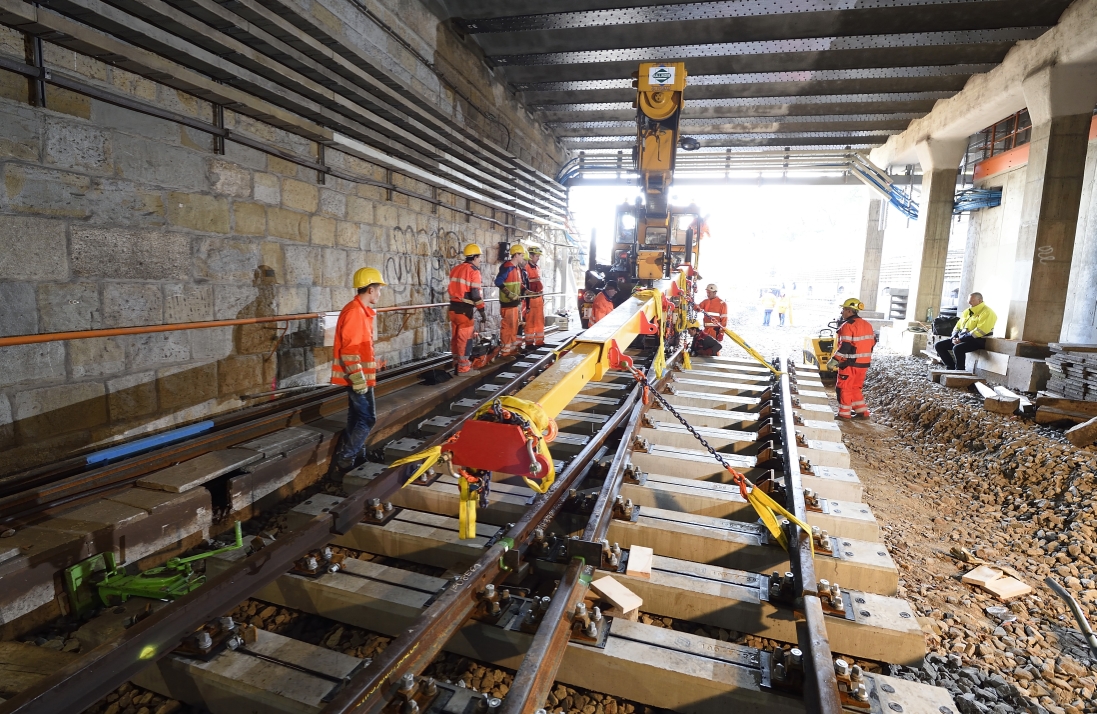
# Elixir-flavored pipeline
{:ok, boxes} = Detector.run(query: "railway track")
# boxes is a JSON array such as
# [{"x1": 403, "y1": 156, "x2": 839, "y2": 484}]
[{"x1": 0, "y1": 336, "x2": 961, "y2": 714}]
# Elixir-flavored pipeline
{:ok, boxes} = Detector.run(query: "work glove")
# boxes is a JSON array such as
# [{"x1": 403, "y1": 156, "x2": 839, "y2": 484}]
[
  {"x1": 348, "y1": 371, "x2": 370, "y2": 394},
  {"x1": 478, "y1": 307, "x2": 486, "y2": 321},
  {"x1": 826, "y1": 357, "x2": 840, "y2": 370}
]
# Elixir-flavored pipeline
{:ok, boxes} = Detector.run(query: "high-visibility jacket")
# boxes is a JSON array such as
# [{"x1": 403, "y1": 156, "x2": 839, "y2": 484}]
[
  {"x1": 776, "y1": 295, "x2": 790, "y2": 313},
  {"x1": 698, "y1": 297, "x2": 728, "y2": 338},
  {"x1": 834, "y1": 315, "x2": 875, "y2": 368},
  {"x1": 954, "y1": 302, "x2": 996, "y2": 338},
  {"x1": 448, "y1": 261, "x2": 484, "y2": 318},
  {"x1": 331, "y1": 297, "x2": 377, "y2": 389},
  {"x1": 761, "y1": 293, "x2": 776, "y2": 309},
  {"x1": 525, "y1": 262, "x2": 543, "y2": 295},
  {"x1": 496, "y1": 260, "x2": 527, "y2": 308},
  {"x1": 590, "y1": 292, "x2": 614, "y2": 324}
]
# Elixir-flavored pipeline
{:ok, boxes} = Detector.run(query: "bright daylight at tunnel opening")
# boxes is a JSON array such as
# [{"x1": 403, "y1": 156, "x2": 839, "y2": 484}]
[{"x1": 2, "y1": 2, "x2": 1097, "y2": 714}]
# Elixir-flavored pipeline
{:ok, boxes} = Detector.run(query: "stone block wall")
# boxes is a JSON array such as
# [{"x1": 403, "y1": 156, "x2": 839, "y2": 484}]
[{"x1": 0, "y1": 4, "x2": 568, "y2": 477}]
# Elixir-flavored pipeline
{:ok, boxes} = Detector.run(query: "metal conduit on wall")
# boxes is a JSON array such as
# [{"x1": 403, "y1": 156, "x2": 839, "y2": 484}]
[{"x1": 0, "y1": 295, "x2": 567, "y2": 347}]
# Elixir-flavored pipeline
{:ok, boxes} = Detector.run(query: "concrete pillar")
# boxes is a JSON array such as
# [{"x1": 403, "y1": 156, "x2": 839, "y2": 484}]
[
  {"x1": 859, "y1": 199, "x2": 885, "y2": 311},
  {"x1": 1006, "y1": 64, "x2": 1097, "y2": 342},
  {"x1": 910, "y1": 138, "x2": 967, "y2": 322}
]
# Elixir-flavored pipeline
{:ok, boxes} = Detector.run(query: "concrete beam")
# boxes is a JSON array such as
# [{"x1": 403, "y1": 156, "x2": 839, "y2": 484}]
[{"x1": 870, "y1": 0, "x2": 1097, "y2": 167}]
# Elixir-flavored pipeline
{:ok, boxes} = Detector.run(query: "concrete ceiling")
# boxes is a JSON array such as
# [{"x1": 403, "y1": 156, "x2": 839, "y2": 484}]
[{"x1": 434, "y1": 0, "x2": 1072, "y2": 153}]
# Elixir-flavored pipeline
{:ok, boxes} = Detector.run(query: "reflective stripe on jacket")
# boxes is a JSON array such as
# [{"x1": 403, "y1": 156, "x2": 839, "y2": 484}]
[
  {"x1": 698, "y1": 297, "x2": 728, "y2": 330},
  {"x1": 331, "y1": 298, "x2": 377, "y2": 388},
  {"x1": 835, "y1": 315, "x2": 875, "y2": 368},
  {"x1": 954, "y1": 302, "x2": 997, "y2": 338},
  {"x1": 496, "y1": 261, "x2": 526, "y2": 308},
  {"x1": 448, "y1": 261, "x2": 484, "y2": 317},
  {"x1": 526, "y1": 262, "x2": 544, "y2": 294}
]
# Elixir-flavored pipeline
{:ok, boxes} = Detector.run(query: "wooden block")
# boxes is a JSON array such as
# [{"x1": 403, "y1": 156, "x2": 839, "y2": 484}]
[
  {"x1": 984, "y1": 396, "x2": 1020, "y2": 414},
  {"x1": 625, "y1": 546, "x2": 654, "y2": 579},
  {"x1": 1036, "y1": 406, "x2": 1095, "y2": 426},
  {"x1": 941, "y1": 374, "x2": 981, "y2": 388},
  {"x1": 1034, "y1": 396, "x2": 1097, "y2": 416},
  {"x1": 137, "y1": 449, "x2": 262, "y2": 493},
  {"x1": 961, "y1": 565, "x2": 1004, "y2": 588},
  {"x1": 1065, "y1": 416, "x2": 1097, "y2": 447},
  {"x1": 590, "y1": 576, "x2": 643, "y2": 614},
  {"x1": 994, "y1": 386, "x2": 1032, "y2": 410},
  {"x1": 982, "y1": 576, "x2": 1033, "y2": 600}
]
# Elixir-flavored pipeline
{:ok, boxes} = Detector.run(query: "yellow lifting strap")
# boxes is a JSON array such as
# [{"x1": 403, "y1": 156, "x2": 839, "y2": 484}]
[
  {"x1": 681, "y1": 351, "x2": 692, "y2": 371},
  {"x1": 474, "y1": 395, "x2": 556, "y2": 494},
  {"x1": 458, "y1": 475, "x2": 478, "y2": 540},
  {"x1": 721, "y1": 326, "x2": 783, "y2": 376},
  {"x1": 633, "y1": 289, "x2": 667, "y2": 379},
  {"x1": 391, "y1": 445, "x2": 445, "y2": 487},
  {"x1": 746, "y1": 483, "x2": 814, "y2": 554}
]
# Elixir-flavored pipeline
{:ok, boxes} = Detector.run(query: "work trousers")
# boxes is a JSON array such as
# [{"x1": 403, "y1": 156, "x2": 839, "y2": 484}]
[
  {"x1": 778, "y1": 311, "x2": 786, "y2": 327},
  {"x1": 762, "y1": 309, "x2": 772, "y2": 326},
  {"x1": 836, "y1": 365, "x2": 869, "y2": 419},
  {"x1": 525, "y1": 296, "x2": 545, "y2": 346},
  {"x1": 334, "y1": 386, "x2": 376, "y2": 467},
  {"x1": 934, "y1": 336, "x2": 985, "y2": 371},
  {"x1": 500, "y1": 306, "x2": 523, "y2": 356},
  {"x1": 449, "y1": 311, "x2": 475, "y2": 373}
]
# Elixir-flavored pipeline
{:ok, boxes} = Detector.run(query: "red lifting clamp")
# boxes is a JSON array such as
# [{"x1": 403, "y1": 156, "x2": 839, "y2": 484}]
[{"x1": 446, "y1": 421, "x2": 551, "y2": 480}]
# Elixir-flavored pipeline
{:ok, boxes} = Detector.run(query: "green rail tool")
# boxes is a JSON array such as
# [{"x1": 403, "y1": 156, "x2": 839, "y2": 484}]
[{"x1": 64, "y1": 521, "x2": 244, "y2": 618}]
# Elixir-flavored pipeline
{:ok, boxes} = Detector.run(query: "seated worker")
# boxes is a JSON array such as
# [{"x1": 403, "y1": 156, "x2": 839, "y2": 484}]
[
  {"x1": 934, "y1": 292, "x2": 996, "y2": 371},
  {"x1": 688, "y1": 320, "x2": 722, "y2": 357},
  {"x1": 590, "y1": 284, "x2": 618, "y2": 325}
]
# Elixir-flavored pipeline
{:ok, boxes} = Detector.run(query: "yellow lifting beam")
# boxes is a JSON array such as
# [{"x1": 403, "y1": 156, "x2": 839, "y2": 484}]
[{"x1": 516, "y1": 287, "x2": 666, "y2": 417}]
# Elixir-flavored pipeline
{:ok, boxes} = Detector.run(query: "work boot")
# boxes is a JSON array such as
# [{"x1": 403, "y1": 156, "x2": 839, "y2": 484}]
[
  {"x1": 854, "y1": 412, "x2": 871, "y2": 421},
  {"x1": 326, "y1": 455, "x2": 355, "y2": 478}
]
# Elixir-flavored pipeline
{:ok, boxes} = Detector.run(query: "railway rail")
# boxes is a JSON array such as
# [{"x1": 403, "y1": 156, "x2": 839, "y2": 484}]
[{"x1": 0, "y1": 331, "x2": 960, "y2": 714}]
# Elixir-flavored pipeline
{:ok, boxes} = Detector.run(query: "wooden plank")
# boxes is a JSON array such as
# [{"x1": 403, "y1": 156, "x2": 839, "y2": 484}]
[
  {"x1": 1035, "y1": 406, "x2": 1094, "y2": 426},
  {"x1": 1065, "y1": 416, "x2": 1097, "y2": 447},
  {"x1": 984, "y1": 396, "x2": 1019, "y2": 415},
  {"x1": 607, "y1": 507, "x2": 898, "y2": 595},
  {"x1": 625, "y1": 545, "x2": 654, "y2": 578},
  {"x1": 590, "y1": 576, "x2": 643, "y2": 613},
  {"x1": 137, "y1": 449, "x2": 262, "y2": 493},
  {"x1": 940, "y1": 374, "x2": 982, "y2": 388},
  {"x1": 973, "y1": 382, "x2": 997, "y2": 399},
  {"x1": 983, "y1": 577, "x2": 1033, "y2": 600},
  {"x1": 1033, "y1": 396, "x2": 1097, "y2": 415}
]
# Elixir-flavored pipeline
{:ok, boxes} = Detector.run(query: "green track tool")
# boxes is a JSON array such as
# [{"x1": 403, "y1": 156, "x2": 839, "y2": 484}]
[{"x1": 64, "y1": 521, "x2": 244, "y2": 618}]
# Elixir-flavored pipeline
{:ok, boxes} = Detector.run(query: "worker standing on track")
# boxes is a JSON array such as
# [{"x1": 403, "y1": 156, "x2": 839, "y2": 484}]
[
  {"x1": 761, "y1": 290, "x2": 776, "y2": 326},
  {"x1": 524, "y1": 245, "x2": 546, "y2": 347},
  {"x1": 827, "y1": 297, "x2": 876, "y2": 420},
  {"x1": 495, "y1": 244, "x2": 529, "y2": 357},
  {"x1": 698, "y1": 283, "x2": 728, "y2": 343},
  {"x1": 448, "y1": 243, "x2": 487, "y2": 374},
  {"x1": 329, "y1": 267, "x2": 385, "y2": 473},
  {"x1": 776, "y1": 291, "x2": 791, "y2": 327},
  {"x1": 589, "y1": 283, "x2": 617, "y2": 325}
]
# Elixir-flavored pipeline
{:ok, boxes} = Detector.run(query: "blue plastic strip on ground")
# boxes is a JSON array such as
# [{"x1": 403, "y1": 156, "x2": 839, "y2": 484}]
[{"x1": 85, "y1": 420, "x2": 215, "y2": 465}]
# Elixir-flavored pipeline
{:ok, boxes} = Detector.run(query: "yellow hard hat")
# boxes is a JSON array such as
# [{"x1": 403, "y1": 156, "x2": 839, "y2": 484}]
[
  {"x1": 686, "y1": 317, "x2": 703, "y2": 330},
  {"x1": 353, "y1": 267, "x2": 386, "y2": 290},
  {"x1": 840, "y1": 297, "x2": 864, "y2": 311},
  {"x1": 509, "y1": 243, "x2": 527, "y2": 256},
  {"x1": 463, "y1": 243, "x2": 482, "y2": 257},
  {"x1": 527, "y1": 245, "x2": 543, "y2": 255}
]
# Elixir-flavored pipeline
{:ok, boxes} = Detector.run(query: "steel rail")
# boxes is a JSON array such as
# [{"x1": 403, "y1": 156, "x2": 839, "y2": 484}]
[
  {"x1": 778, "y1": 357, "x2": 843, "y2": 714},
  {"x1": 321, "y1": 383, "x2": 643, "y2": 714},
  {"x1": 0, "y1": 344, "x2": 567, "y2": 714},
  {"x1": 501, "y1": 348, "x2": 679, "y2": 714},
  {"x1": 0, "y1": 353, "x2": 461, "y2": 520}
]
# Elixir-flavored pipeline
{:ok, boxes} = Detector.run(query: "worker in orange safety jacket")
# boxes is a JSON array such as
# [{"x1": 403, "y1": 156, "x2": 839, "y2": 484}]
[
  {"x1": 330, "y1": 266, "x2": 385, "y2": 473},
  {"x1": 827, "y1": 297, "x2": 876, "y2": 420},
  {"x1": 524, "y1": 245, "x2": 546, "y2": 347},
  {"x1": 589, "y1": 283, "x2": 617, "y2": 325},
  {"x1": 448, "y1": 244, "x2": 487, "y2": 373},
  {"x1": 698, "y1": 283, "x2": 728, "y2": 342},
  {"x1": 495, "y1": 244, "x2": 529, "y2": 356}
]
